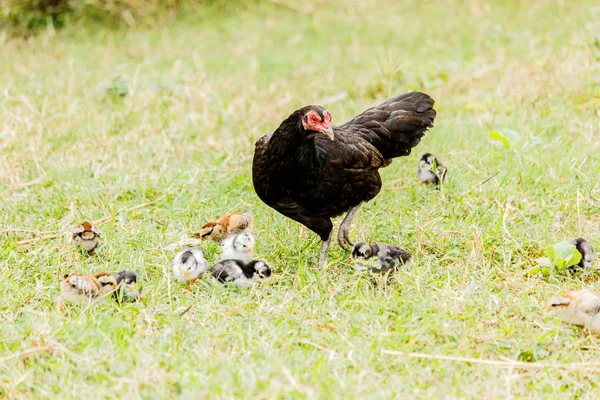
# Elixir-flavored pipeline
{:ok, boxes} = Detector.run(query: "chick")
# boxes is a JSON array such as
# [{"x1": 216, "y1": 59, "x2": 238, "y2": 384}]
[
  {"x1": 57, "y1": 272, "x2": 118, "y2": 310},
  {"x1": 191, "y1": 212, "x2": 253, "y2": 243},
  {"x1": 569, "y1": 238, "x2": 594, "y2": 271},
  {"x1": 113, "y1": 271, "x2": 143, "y2": 302},
  {"x1": 351, "y1": 242, "x2": 412, "y2": 273},
  {"x1": 417, "y1": 153, "x2": 447, "y2": 187},
  {"x1": 220, "y1": 232, "x2": 255, "y2": 264},
  {"x1": 210, "y1": 259, "x2": 272, "y2": 288},
  {"x1": 71, "y1": 221, "x2": 101, "y2": 253},
  {"x1": 172, "y1": 247, "x2": 208, "y2": 283},
  {"x1": 546, "y1": 289, "x2": 600, "y2": 332}
]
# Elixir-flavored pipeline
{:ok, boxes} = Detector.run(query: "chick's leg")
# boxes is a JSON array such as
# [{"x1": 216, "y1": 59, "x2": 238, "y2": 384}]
[
  {"x1": 57, "y1": 296, "x2": 64, "y2": 313},
  {"x1": 338, "y1": 203, "x2": 362, "y2": 250},
  {"x1": 318, "y1": 231, "x2": 332, "y2": 268}
]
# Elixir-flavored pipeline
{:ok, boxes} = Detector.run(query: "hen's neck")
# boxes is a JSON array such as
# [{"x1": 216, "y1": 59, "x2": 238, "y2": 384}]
[{"x1": 269, "y1": 122, "x2": 315, "y2": 159}]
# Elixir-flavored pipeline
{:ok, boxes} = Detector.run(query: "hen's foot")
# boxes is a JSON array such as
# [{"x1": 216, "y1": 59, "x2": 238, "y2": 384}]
[{"x1": 337, "y1": 203, "x2": 362, "y2": 250}]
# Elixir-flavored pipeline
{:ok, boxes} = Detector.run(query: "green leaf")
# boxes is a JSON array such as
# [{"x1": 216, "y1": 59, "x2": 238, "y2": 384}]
[
  {"x1": 535, "y1": 257, "x2": 552, "y2": 268},
  {"x1": 553, "y1": 242, "x2": 579, "y2": 263},
  {"x1": 565, "y1": 248, "x2": 582, "y2": 268},
  {"x1": 488, "y1": 131, "x2": 511, "y2": 149},
  {"x1": 545, "y1": 242, "x2": 582, "y2": 271}
]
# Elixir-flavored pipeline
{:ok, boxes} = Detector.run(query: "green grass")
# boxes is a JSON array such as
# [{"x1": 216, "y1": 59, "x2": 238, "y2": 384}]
[{"x1": 2, "y1": 0, "x2": 600, "y2": 397}]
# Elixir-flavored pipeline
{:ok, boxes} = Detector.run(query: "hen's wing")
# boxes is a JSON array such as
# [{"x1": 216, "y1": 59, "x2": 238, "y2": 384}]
[
  {"x1": 324, "y1": 136, "x2": 385, "y2": 172},
  {"x1": 340, "y1": 92, "x2": 436, "y2": 160}
]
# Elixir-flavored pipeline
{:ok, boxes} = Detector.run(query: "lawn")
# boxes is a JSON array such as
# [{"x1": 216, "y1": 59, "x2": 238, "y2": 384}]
[{"x1": 1, "y1": 0, "x2": 600, "y2": 398}]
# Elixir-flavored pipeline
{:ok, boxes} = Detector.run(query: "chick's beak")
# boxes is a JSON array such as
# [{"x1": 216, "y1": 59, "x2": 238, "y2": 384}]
[
  {"x1": 320, "y1": 126, "x2": 334, "y2": 141},
  {"x1": 181, "y1": 268, "x2": 187, "y2": 278}
]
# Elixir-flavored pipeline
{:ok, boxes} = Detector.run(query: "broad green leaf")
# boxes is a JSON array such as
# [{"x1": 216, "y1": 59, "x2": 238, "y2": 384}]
[
  {"x1": 565, "y1": 248, "x2": 582, "y2": 267},
  {"x1": 545, "y1": 242, "x2": 582, "y2": 271},
  {"x1": 552, "y1": 242, "x2": 579, "y2": 263}
]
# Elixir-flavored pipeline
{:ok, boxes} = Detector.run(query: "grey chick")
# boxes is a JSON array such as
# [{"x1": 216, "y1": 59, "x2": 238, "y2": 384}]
[
  {"x1": 210, "y1": 259, "x2": 272, "y2": 288},
  {"x1": 220, "y1": 232, "x2": 255, "y2": 264},
  {"x1": 417, "y1": 153, "x2": 447, "y2": 187},
  {"x1": 112, "y1": 270, "x2": 143, "y2": 303},
  {"x1": 172, "y1": 247, "x2": 208, "y2": 283},
  {"x1": 351, "y1": 242, "x2": 412, "y2": 273},
  {"x1": 569, "y1": 238, "x2": 594, "y2": 271}
]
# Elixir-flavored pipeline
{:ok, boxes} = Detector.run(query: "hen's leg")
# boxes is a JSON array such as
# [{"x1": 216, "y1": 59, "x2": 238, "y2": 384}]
[
  {"x1": 318, "y1": 231, "x2": 332, "y2": 268},
  {"x1": 338, "y1": 203, "x2": 362, "y2": 250}
]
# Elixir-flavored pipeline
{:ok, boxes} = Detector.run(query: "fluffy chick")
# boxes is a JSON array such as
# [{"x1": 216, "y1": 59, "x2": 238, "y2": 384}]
[
  {"x1": 546, "y1": 289, "x2": 600, "y2": 332},
  {"x1": 210, "y1": 259, "x2": 272, "y2": 288},
  {"x1": 57, "y1": 272, "x2": 118, "y2": 310},
  {"x1": 351, "y1": 242, "x2": 412, "y2": 273},
  {"x1": 569, "y1": 238, "x2": 594, "y2": 271},
  {"x1": 417, "y1": 153, "x2": 447, "y2": 187},
  {"x1": 71, "y1": 221, "x2": 100, "y2": 253},
  {"x1": 113, "y1": 270, "x2": 142, "y2": 302},
  {"x1": 192, "y1": 212, "x2": 253, "y2": 243},
  {"x1": 220, "y1": 232, "x2": 255, "y2": 264},
  {"x1": 172, "y1": 247, "x2": 208, "y2": 283}
]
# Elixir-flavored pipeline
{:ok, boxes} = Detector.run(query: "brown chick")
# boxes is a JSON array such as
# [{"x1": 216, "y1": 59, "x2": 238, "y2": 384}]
[
  {"x1": 190, "y1": 212, "x2": 253, "y2": 243},
  {"x1": 546, "y1": 289, "x2": 600, "y2": 332},
  {"x1": 71, "y1": 221, "x2": 100, "y2": 253},
  {"x1": 57, "y1": 272, "x2": 118, "y2": 310}
]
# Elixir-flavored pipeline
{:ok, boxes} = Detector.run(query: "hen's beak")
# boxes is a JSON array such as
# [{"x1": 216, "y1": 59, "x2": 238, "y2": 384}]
[{"x1": 320, "y1": 127, "x2": 334, "y2": 141}]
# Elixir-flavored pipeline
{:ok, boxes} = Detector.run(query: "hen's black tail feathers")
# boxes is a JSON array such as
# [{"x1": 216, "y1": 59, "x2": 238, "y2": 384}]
[{"x1": 342, "y1": 92, "x2": 436, "y2": 160}]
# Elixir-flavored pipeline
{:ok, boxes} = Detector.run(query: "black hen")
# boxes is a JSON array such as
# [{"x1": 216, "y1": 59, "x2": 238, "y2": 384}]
[{"x1": 252, "y1": 92, "x2": 436, "y2": 266}]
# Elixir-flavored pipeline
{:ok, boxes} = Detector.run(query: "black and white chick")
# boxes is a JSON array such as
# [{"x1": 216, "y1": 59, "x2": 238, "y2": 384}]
[
  {"x1": 172, "y1": 247, "x2": 208, "y2": 283},
  {"x1": 417, "y1": 153, "x2": 447, "y2": 187},
  {"x1": 569, "y1": 238, "x2": 594, "y2": 271},
  {"x1": 210, "y1": 259, "x2": 272, "y2": 288},
  {"x1": 112, "y1": 270, "x2": 143, "y2": 302},
  {"x1": 351, "y1": 242, "x2": 412, "y2": 273},
  {"x1": 220, "y1": 232, "x2": 255, "y2": 264}
]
